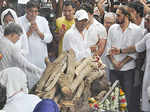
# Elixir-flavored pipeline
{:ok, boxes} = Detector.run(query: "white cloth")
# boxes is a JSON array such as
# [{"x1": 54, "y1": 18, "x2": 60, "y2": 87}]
[
  {"x1": 139, "y1": 18, "x2": 145, "y2": 30},
  {"x1": 3, "y1": 92, "x2": 41, "y2": 112},
  {"x1": 0, "y1": 9, "x2": 29, "y2": 57},
  {"x1": 135, "y1": 33, "x2": 150, "y2": 111},
  {"x1": 0, "y1": 67, "x2": 28, "y2": 98},
  {"x1": 0, "y1": 67, "x2": 41, "y2": 112},
  {"x1": 0, "y1": 110, "x2": 5, "y2": 112},
  {"x1": 19, "y1": 15, "x2": 53, "y2": 69},
  {"x1": 18, "y1": 0, "x2": 29, "y2": 4},
  {"x1": 0, "y1": 37, "x2": 42, "y2": 89},
  {"x1": 84, "y1": 19, "x2": 107, "y2": 47},
  {"x1": 63, "y1": 24, "x2": 91, "y2": 61},
  {"x1": 139, "y1": 17, "x2": 146, "y2": 71},
  {"x1": 106, "y1": 23, "x2": 144, "y2": 71}
]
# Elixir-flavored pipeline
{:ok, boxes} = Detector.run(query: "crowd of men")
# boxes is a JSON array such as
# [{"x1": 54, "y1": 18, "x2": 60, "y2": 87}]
[{"x1": 0, "y1": 0, "x2": 150, "y2": 112}]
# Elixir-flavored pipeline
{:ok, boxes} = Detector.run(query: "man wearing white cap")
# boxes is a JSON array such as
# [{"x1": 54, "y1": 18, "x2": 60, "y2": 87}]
[{"x1": 63, "y1": 9, "x2": 91, "y2": 61}]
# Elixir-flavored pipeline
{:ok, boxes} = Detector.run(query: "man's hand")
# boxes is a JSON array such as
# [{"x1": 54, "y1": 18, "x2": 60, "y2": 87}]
[
  {"x1": 30, "y1": 21, "x2": 39, "y2": 32},
  {"x1": 58, "y1": 28, "x2": 66, "y2": 38},
  {"x1": 90, "y1": 45, "x2": 98, "y2": 53},
  {"x1": 109, "y1": 47, "x2": 121, "y2": 55},
  {"x1": 114, "y1": 61, "x2": 124, "y2": 70}
]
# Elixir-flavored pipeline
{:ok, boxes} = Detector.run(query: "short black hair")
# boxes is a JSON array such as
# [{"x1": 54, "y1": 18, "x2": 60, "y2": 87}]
[
  {"x1": 63, "y1": 0, "x2": 76, "y2": 9},
  {"x1": 0, "y1": 83, "x2": 6, "y2": 109},
  {"x1": 80, "y1": 2, "x2": 94, "y2": 14},
  {"x1": 26, "y1": 0, "x2": 40, "y2": 9},
  {"x1": 4, "y1": 23, "x2": 23, "y2": 36},
  {"x1": 127, "y1": 1, "x2": 144, "y2": 17},
  {"x1": 117, "y1": 6, "x2": 131, "y2": 19}
]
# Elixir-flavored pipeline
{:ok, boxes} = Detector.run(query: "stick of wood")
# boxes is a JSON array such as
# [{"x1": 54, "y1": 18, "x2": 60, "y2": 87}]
[
  {"x1": 85, "y1": 70, "x2": 105, "y2": 86},
  {"x1": 73, "y1": 81, "x2": 85, "y2": 101}
]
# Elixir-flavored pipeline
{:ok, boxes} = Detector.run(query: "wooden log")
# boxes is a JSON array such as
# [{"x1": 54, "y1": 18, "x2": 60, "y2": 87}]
[
  {"x1": 66, "y1": 49, "x2": 76, "y2": 82},
  {"x1": 35, "y1": 57, "x2": 53, "y2": 92},
  {"x1": 75, "y1": 57, "x2": 93, "y2": 76},
  {"x1": 73, "y1": 81, "x2": 85, "y2": 101},
  {"x1": 61, "y1": 64, "x2": 94, "y2": 96},
  {"x1": 85, "y1": 70, "x2": 105, "y2": 86},
  {"x1": 35, "y1": 51, "x2": 67, "y2": 92},
  {"x1": 44, "y1": 57, "x2": 67, "y2": 91},
  {"x1": 42, "y1": 86, "x2": 56, "y2": 99}
]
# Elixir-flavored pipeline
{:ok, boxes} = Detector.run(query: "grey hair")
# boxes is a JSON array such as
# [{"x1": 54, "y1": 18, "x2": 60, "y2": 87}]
[
  {"x1": 104, "y1": 12, "x2": 116, "y2": 21},
  {"x1": 4, "y1": 23, "x2": 23, "y2": 36}
]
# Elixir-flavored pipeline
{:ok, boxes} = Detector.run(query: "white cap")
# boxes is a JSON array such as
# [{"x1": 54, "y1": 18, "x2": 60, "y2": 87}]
[{"x1": 74, "y1": 9, "x2": 89, "y2": 21}]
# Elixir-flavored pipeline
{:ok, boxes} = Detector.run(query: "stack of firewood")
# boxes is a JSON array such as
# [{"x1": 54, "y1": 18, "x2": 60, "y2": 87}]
[{"x1": 33, "y1": 49, "x2": 110, "y2": 112}]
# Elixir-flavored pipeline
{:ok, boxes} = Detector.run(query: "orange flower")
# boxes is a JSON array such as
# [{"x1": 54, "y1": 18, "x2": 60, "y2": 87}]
[{"x1": 120, "y1": 89, "x2": 125, "y2": 96}]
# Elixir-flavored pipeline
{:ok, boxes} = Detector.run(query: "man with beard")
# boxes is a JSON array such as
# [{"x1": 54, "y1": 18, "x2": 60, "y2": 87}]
[
  {"x1": 109, "y1": 12, "x2": 150, "y2": 112},
  {"x1": 106, "y1": 6, "x2": 143, "y2": 112}
]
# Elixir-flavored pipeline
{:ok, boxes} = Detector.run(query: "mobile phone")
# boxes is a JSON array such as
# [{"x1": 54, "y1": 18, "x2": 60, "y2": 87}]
[{"x1": 62, "y1": 24, "x2": 66, "y2": 30}]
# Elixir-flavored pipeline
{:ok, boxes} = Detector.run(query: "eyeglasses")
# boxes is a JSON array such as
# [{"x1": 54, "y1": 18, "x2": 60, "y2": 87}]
[{"x1": 28, "y1": 9, "x2": 38, "y2": 13}]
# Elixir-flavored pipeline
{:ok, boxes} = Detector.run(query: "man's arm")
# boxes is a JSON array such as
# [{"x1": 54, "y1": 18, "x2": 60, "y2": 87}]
[
  {"x1": 109, "y1": 45, "x2": 136, "y2": 55},
  {"x1": 119, "y1": 56, "x2": 134, "y2": 67},
  {"x1": 94, "y1": 39, "x2": 107, "y2": 56}
]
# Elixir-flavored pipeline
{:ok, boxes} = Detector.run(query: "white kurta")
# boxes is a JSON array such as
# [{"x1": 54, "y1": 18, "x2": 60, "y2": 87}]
[
  {"x1": 19, "y1": 15, "x2": 53, "y2": 69},
  {"x1": 0, "y1": 37, "x2": 42, "y2": 89},
  {"x1": 0, "y1": 9, "x2": 29, "y2": 57},
  {"x1": 63, "y1": 24, "x2": 91, "y2": 61},
  {"x1": 135, "y1": 33, "x2": 150, "y2": 111}
]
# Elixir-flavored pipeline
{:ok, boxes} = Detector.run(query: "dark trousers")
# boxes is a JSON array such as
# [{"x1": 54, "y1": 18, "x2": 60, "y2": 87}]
[{"x1": 110, "y1": 69, "x2": 138, "y2": 112}]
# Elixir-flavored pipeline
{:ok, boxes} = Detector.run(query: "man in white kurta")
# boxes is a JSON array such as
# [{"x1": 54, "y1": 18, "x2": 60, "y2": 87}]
[
  {"x1": 19, "y1": 0, "x2": 53, "y2": 69},
  {"x1": 63, "y1": 9, "x2": 91, "y2": 61}
]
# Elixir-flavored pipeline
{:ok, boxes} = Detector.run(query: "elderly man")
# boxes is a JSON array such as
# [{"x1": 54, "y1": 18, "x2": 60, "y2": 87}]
[
  {"x1": 0, "y1": 23, "x2": 42, "y2": 89},
  {"x1": 104, "y1": 12, "x2": 116, "y2": 33},
  {"x1": 63, "y1": 9, "x2": 91, "y2": 61},
  {"x1": 19, "y1": 0, "x2": 53, "y2": 69}
]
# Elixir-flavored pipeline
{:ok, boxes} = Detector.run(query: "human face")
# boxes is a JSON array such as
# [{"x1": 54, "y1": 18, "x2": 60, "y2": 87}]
[
  {"x1": 26, "y1": 7, "x2": 38, "y2": 21},
  {"x1": 116, "y1": 9, "x2": 125, "y2": 25},
  {"x1": 63, "y1": 5, "x2": 75, "y2": 21},
  {"x1": 75, "y1": 19, "x2": 88, "y2": 32},
  {"x1": 88, "y1": 13, "x2": 93, "y2": 23},
  {"x1": 144, "y1": 15, "x2": 150, "y2": 32},
  {"x1": 4, "y1": 14, "x2": 15, "y2": 25},
  {"x1": 128, "y1": 7, "x2": 137, "y2": 23},
  {"x1": 10, "y1": 33, "x2": 20, "y2": 43},
  {"x1": 104, "y1": 17, "x2": 115, "y2": 32}
]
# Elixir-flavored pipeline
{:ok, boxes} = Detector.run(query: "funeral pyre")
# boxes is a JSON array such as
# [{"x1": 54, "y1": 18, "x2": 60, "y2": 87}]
[{"x1": 32, "y1": 49, "x2": 110, "y2": 112}]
